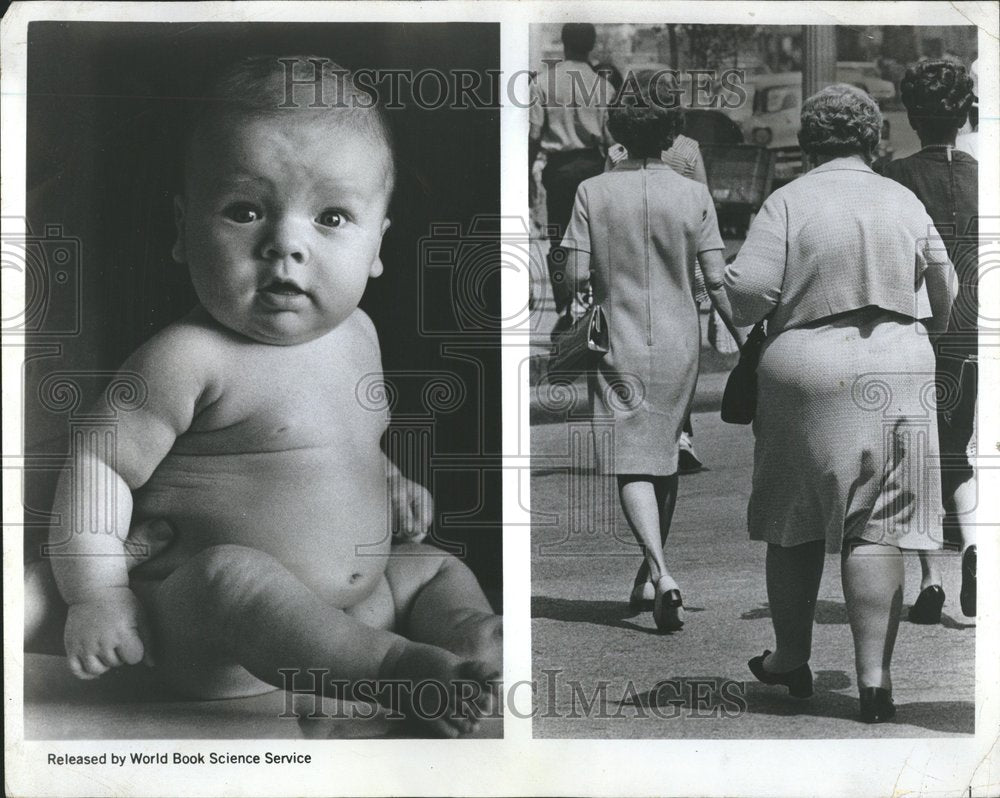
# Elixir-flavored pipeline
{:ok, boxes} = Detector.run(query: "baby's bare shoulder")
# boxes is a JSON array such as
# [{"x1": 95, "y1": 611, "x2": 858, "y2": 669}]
[
  {"x1": 345, "y1": 308, "x2": 380, "y2": 347},
  {"x1": 119, "y1": 308, "x2": 235, "y2": 411},
  {"x1": 337, "y1": 308, "x2": 383, "y2": 367},
  {"x1": 124, "y1": 310, "x2": 226, "y2": 373}
]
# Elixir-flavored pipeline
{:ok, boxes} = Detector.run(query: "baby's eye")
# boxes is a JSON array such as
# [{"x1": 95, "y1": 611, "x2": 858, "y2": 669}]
[
  {"x1": 223, "y1": 204, "x2": 262, "y2": 224},
  {"x1": 316, "y1": 210, "x2": 344, "y2": 228}
]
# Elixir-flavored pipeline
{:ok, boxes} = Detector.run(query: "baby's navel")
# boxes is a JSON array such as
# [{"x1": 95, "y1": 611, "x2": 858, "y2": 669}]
[{"x1": 349, "y1": 572, "x2": 363, "y2": 584}]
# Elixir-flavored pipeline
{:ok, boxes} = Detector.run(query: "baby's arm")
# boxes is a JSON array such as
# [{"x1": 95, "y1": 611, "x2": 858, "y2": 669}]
[{"x1": 50, "y1": 323, "x2": 211, "y2": 679}]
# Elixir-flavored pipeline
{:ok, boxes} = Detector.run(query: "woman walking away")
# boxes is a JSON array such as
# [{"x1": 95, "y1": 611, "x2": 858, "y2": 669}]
[
  {"x1": 561, "y1": 91, "x2": 743, "y2": 631},
  {"x1": 725, "y1": 85, "x2": 956, "y2": 722},
  {"x1": 882, "y1": 59, "x2": 978, "y2": 622}
]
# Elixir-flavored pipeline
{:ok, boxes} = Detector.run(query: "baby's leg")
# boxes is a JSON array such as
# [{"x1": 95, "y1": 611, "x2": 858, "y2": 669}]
[
  {"x1": 386, "y1": 543, "x2": 502, "y2": 676},
  {"x1": 146, "y1": 544, "x2": 488, "y2": 736}
]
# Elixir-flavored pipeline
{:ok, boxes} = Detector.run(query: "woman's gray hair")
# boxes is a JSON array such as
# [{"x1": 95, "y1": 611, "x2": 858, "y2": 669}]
[{"x1": 797, "y1": 83, "x2": 882, "y2": 161}]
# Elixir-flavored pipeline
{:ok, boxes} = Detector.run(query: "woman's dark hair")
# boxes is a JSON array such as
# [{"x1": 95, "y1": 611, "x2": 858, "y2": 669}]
[
  {"x1": 900, "y1": 59, "x2": 975, "y2": 139},
  {"x1": 798, "y1": 83, "x2": 882, "y2": 161},
  {"x1": 608, "y1": 90, "x2": 684, "y2": 158}
]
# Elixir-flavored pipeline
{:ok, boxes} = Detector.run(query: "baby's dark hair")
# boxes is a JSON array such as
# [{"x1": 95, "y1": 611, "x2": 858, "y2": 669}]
[
  {"x1": 900, "y1": 59, "x2": 975, "y2": 139},
  {"x1": 607, "y1": 89, "x2": 684, "y2": 158},
  {"x1": 184, "y1": 54, "x2": 395, "y2": 191}
]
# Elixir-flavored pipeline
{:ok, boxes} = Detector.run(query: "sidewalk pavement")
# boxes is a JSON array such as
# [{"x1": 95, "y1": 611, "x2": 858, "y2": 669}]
[{"x1": 528, "y1": 279, "x2": 976, "y2": 739}]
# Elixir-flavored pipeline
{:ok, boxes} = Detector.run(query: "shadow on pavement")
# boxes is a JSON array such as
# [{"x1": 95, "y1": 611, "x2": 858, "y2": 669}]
[
  {"x1": 743, "y1": 684, "x2": 974, "y2": 734},
  {"x1": 605, "y1": 671, "x2": 971, "y2": 734},
  {"x1": 533, "y1": 596, "x2": 705, "y2": 635},
  {"x1": 741, "y1": 599, "x2": 976, "y2": 630},
  {"x1": 936, "y1": 613, "x2": 976, "y2": 631},
  {"x1": 619, "y1": 676, "x2": 748, "y2": 715},
  {"x1": 741, "y1": 599, "x2": 849, "y2": 625}
]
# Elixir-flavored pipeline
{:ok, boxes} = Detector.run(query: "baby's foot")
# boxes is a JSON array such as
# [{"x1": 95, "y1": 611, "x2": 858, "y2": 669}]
[
  {"x1": 381, "y1": 641, "x2": 500, "y2": 738},
  {"x1": 438, "y1": 610, "x2": 503, "y2": 674}
]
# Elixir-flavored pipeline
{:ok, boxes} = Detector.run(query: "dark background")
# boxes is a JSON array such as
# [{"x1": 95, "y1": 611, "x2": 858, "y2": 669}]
[{"x1": 25, "y1": 22, "x2": 502, "y2": 605}]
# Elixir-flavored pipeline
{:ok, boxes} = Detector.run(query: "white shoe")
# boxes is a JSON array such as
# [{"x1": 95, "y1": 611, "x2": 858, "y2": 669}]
[{"x1": 678, "y1": 432, "x2": 704, "y2": 473}]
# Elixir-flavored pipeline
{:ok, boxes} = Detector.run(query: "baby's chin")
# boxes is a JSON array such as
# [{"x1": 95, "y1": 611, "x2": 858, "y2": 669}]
[{"x1": 200, "y1": 304, "x2": 342, "y2": 346}]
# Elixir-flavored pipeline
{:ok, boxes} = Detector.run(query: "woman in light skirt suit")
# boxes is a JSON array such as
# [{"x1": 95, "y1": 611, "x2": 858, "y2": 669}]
[{"x1": 725, "y1": 85, "x2": 956, "y2": 722}]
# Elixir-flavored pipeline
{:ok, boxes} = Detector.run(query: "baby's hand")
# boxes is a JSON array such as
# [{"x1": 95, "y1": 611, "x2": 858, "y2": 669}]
[
  {"x1": 63, "y1": 588, "x2": 154, "y2": 679},
  {"x1": 390, "y1": 474, "x2": 433, "y2": 543}
]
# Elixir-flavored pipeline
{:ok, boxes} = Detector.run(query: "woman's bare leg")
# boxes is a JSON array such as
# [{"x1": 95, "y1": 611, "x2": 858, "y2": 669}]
[
  {"x1": 764, "y1": 541, "x2": 825, "y2": 672},
  {"x1": 618, "y1": 476, "x2": 674, "y2": 589},
  {"x1": 842, "y1": 542, "x2": 904, "y2": 690},
  {"x1": 654, "y1": 474, "x2": 679, "y2": 554},
  {"x1": 915, "y1": 549, "x2": 942, "y2": 592},
  {"x1": 950, "y1": 475, "x2": 977, "y2": 615},
  {"x1": 630, "y1": 475, "x2": 679, "y2": 594}
]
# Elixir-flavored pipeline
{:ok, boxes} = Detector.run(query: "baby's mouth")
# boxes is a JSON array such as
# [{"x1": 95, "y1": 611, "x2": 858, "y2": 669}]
[{"x1": 261, "y1": 278, "x2": 307, "y2": 297}]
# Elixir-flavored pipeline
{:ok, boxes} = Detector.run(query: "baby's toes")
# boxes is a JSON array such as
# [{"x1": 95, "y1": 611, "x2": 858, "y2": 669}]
[{"x1": 457, "y1": 660, "x2": 502, "y2": 714}]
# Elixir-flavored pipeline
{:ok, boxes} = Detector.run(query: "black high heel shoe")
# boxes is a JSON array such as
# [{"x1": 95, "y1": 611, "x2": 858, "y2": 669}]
[
  {"x1": 908, "y1": 584, "x2": 945, "y2": 624},
  {"x1": 653, "y1": 577, "x2": 684, "y2": 632},
  {"x1": 859, "y1": 687, "x2": 895, "y2": 723},
  {"x1": 747, "y1": 650, "x2": 813, "y2": 698},
  {"x1": 960, "y1": 546, "x2": 977, "y2": 618}
]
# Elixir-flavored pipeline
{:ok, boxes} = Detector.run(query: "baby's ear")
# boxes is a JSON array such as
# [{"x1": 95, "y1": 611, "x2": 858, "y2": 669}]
[
  {"x1": 368, "y1": 217, "x2": 391, "y2": 278},
  {"x1": 171, "y1": 195, "x2": 187, "y2": 264}
]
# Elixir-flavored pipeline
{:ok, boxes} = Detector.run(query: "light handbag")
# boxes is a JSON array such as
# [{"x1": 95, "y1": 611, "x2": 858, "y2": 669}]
[
  {"x1": 721, "y1": 320, "x2": 766, "y2": 425},
  {"x1": 547, "y1": 303, "x2": 610, "y2": 380}
]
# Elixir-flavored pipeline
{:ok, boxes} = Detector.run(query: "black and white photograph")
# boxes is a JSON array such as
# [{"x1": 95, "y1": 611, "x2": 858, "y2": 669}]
[
  {"x1": 15, "y1": 20, "x2": 502, "y2": 741},
  {"x1": 529, "y1": 21, "x2": 981, "y2": 738},
  {"x1": 2, "y1": 2, "x2": 998, "y2": 797}
]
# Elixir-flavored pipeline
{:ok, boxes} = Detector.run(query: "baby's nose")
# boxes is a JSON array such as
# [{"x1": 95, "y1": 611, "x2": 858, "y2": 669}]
[{"x1": 259, "y1": 218, "x2": 309, "y2": 264}]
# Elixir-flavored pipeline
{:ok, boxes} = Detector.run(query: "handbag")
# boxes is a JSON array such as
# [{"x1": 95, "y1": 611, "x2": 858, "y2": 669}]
[
  {"x1": 721, "y1": 320, "x2": 767, "y2": 425},
  {"x1": 546, "y1": 303, "x2": 610, "y2": 380}
]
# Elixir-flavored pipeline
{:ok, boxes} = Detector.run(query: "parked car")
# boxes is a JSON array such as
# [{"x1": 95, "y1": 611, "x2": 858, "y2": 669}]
[
  {"x1": 836, "y1": 61, "x2": 896, "y2": 102},
  {"x1": 731, "y1": 72, "x2": 893, "y2": 184}
]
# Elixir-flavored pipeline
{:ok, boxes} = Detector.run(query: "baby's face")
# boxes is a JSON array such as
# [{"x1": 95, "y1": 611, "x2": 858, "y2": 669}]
[{"x1": 174, "y1": 113, "x2": 392, "y2": 345}]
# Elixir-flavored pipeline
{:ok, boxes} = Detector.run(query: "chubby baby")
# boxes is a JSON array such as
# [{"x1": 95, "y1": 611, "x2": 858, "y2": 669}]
[{"x1": 37, "y1": 55, "x2": 501, "y2": 737}]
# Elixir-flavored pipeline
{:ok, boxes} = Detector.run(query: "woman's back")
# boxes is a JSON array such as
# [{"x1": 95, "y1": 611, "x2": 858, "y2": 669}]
[
  {"x1": 573, "y1": 160, "x2": 719, "y2": 313},
  {"x1": 726, "y1": 157, "x2": 942, "y2": 333}
]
